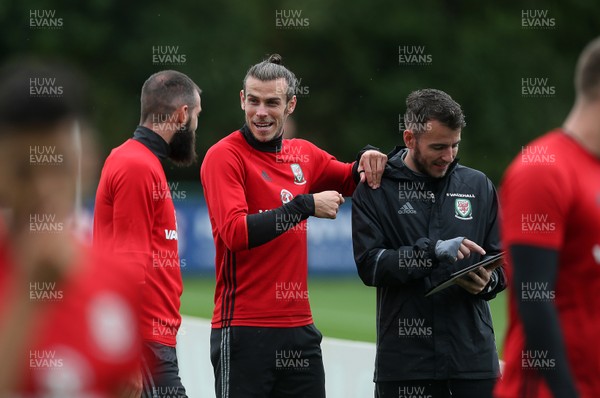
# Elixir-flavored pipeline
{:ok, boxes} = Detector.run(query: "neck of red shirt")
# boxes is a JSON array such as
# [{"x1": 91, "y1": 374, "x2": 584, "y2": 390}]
[{"x1": 240, "y1": 124, "x2": 283, "y2": 153}]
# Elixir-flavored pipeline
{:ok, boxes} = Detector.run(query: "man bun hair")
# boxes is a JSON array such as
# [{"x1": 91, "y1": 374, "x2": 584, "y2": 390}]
[
  {"x1": 243, "y1": 53, "x2": 297, "y2": 101},
  {"x1": 267, "y1": 53, "x2": 283, "y2": 65}
]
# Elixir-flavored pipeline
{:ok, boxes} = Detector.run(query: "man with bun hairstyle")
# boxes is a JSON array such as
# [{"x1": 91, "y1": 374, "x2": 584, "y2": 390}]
[{"x1": 201, "y1": 54, "x2": 387, "y2": 398}]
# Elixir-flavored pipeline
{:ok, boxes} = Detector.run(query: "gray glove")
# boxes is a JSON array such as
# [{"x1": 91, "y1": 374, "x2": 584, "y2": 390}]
[{"x1": 434, "y1": 237, "x2": 465, "y2": 263}]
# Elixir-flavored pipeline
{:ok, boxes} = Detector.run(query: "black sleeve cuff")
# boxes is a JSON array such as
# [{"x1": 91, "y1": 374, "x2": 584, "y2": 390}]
[
  {"x1": 478, "y1": 266, "x2": 507, "y2": 300},
  {"x1": 246, "y1": 194, "x2": 314, "y2": 249}
]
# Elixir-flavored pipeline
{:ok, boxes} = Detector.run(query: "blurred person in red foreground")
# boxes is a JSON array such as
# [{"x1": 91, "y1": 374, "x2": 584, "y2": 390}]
[
  {"x1": 494, "y1": 37, "x2": 600, "y2": 398},
  {"x1": 0, "y1": 59, "x2": 141, "y2": 397}
]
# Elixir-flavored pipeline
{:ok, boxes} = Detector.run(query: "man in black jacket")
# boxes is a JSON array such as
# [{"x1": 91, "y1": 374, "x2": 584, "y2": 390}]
[{"x1": 352, "y1": 88, "x2": 506, "y2": 398}]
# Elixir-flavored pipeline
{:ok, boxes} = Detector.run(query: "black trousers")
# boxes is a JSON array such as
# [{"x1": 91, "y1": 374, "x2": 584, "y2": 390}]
[
  {"x1": 375, "y1": 378, "x2": 497, "y2": 398},
  {"x1": 210, "y1": 324, "x2": 326, "y2": 398},
  {"x1": 141, "y1": 341, "x2": 188, "y2": 398}
]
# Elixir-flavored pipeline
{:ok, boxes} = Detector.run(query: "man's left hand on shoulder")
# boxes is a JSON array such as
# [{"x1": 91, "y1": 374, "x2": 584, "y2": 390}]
[{"x1": 358, "y1": 150, "x2": 387, "y2": 189}]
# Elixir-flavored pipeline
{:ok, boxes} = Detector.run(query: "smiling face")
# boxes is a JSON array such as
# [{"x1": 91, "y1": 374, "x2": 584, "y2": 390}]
[
  {"x1": 240, "y1": 77, "x2": 296, "y2": 142},
  {"x1": 403, "y1": 119, "x2": 461, "y2": 178}
]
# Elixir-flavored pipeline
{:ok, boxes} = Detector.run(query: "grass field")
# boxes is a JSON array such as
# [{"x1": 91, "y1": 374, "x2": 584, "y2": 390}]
[{"x1": 181, "y1": 276, "x2": 508, "y2": 351}]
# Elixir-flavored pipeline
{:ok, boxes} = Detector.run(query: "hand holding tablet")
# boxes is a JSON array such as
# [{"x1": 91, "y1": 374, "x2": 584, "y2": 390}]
[{"x1": 425, "y1": 252, "x2": 505, "y2": 297}]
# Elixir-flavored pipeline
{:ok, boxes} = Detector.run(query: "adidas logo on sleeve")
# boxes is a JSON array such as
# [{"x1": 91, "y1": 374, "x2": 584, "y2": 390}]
[{"x1": 398, "y1": 202, "x2": 417, "y2": 215}]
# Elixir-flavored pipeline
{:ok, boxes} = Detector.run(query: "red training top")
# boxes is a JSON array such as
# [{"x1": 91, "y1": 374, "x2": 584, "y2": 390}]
[
  {"x1": 0, "y1": 239, "x2": 141, "y2": 397},
  {"x1": 94, "y1": 129, "x2": 183, "y2": 346},
  {"x1": 201, "y1": 129, "x2": 356, "y2": 328},
  {"x1": 495, "y1": 130, "x2": 600, "y2": 398}
]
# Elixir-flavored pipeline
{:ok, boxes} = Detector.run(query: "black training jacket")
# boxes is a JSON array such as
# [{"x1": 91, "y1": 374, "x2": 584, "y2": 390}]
[{"x1": 352, "y1": 146, "x2": 506, "y2": 382}]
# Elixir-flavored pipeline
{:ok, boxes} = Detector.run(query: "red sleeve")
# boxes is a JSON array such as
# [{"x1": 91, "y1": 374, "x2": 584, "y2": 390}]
[
  {"x1": 201, "y1": 144, "x2": 249, "y2": 252},
  {"x1": 107, "y1": 160, "x2": 155, "y2": 284},
  {"x1": 305, "y1": 141, "x2": 356, "y2": 196},
  {"x1": 500, "y1": 161, "x2": 572, "y2": 250}
]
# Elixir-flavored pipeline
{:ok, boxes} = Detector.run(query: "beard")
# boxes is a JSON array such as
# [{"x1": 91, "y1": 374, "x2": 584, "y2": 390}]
[
  {"x1": 168, "y1": 119, "x2": 197, "y2": 167},
  {"x1": 411, "y1": 145, "x2": 431, "y2": 176},
  {"x1": 412, "y1": 145, "x2": 446, "y2": 178}
]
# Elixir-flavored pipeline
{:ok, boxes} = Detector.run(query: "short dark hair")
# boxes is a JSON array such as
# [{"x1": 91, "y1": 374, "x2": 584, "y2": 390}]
[
  {"x1": 575, "y1": 36, "x2": 600, "y2": 101},
  {"x1": 404, "y1": 88, "x2": 466, "y2": 134},
  {"x1": 0, "y1": 59, "x2": 86, "y2": 134},
  {"x1": 140, "y1": 70, "x2": 201, "y2": 124},
  {"x1": 243, "y1": 54, "x2": 297, "y2": 102}
]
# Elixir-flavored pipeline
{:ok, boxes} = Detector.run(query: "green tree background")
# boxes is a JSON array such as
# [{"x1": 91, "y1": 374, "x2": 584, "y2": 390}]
[{"x1": 1, "y1": 0, "x2": 598, "y2": 185}]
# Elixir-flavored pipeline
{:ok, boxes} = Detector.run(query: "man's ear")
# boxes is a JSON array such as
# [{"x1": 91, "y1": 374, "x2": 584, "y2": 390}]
[
  {"x1": 240, "y1": 90, "x2": 245, "y2": 110},
  {"x1": 175, "y1": 104, "x2": 189, "y2": 124},
  {"x1": 404, "y1": 130, "x2": 416, "y2": 149},
  {"x1": 286, "y1": 95, "x2": 297, "y2": 115}
]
